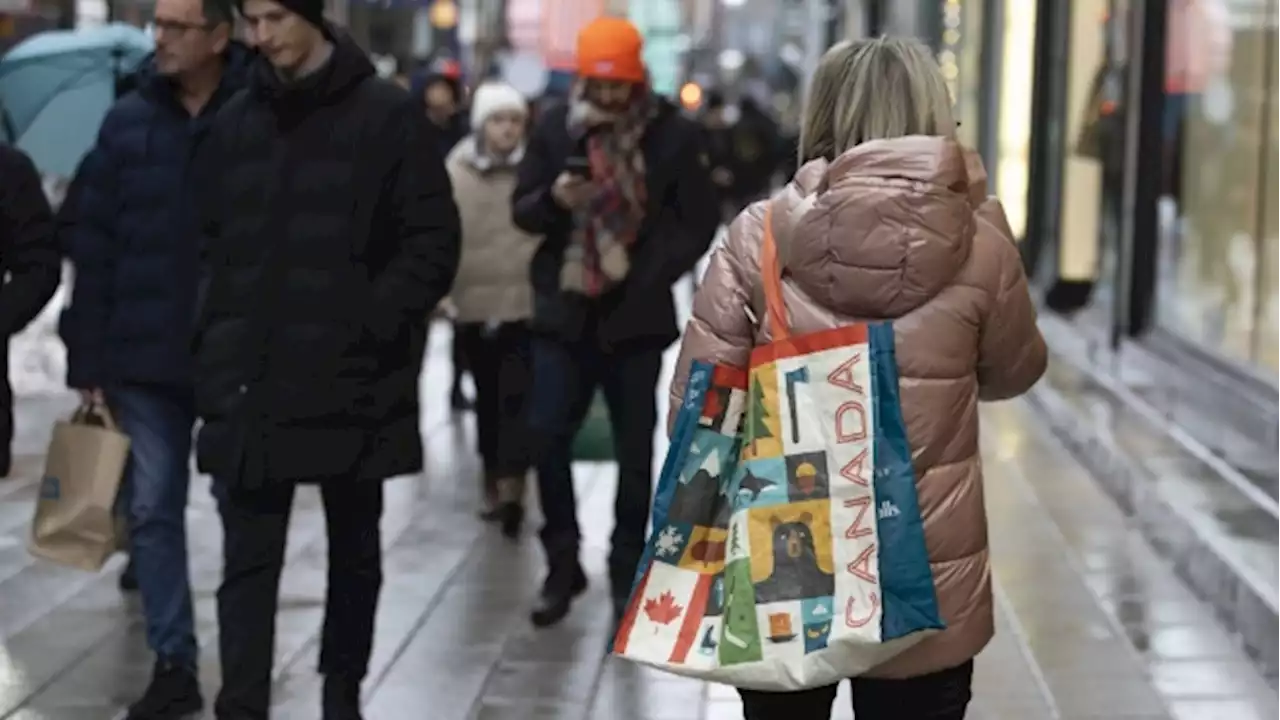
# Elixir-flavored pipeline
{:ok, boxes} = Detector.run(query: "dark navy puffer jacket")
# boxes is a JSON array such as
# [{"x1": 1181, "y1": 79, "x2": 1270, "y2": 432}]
[{"x1": 60, "y1": 44, "x2": 250, "y2": 390}]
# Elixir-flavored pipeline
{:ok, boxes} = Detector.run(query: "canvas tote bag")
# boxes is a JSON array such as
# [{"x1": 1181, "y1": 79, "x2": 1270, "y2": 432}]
[
  {"x1": 612, "y1": 203, "x2": 944, "y2": 690},
  {"x1": 29, "y1": 401, "x2": 130, "y2": 572}
]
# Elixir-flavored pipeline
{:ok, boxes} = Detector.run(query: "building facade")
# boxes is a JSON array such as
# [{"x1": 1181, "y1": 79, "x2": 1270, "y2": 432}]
[{"x1": 942, "y1": 0, "x2": 1277, "y2": 480}]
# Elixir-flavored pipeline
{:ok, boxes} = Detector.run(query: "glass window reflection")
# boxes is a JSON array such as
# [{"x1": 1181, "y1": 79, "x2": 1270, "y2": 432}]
[{"x1": 1156, "y1": 0, "x2": 1278, "y2": 376}]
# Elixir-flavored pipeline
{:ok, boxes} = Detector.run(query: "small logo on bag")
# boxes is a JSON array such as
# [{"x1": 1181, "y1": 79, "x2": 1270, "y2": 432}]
[
  {"x1": 878, "y1": 500, "x2": 900, "y2": 519},
  {"x1": 39, "y1": 476, "x2": 61, "y2": 500}
]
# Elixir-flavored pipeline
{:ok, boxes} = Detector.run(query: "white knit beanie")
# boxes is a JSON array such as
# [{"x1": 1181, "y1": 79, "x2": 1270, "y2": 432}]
[{"x1": 470, "y1": 82, "x2": 528, "y2": 129}]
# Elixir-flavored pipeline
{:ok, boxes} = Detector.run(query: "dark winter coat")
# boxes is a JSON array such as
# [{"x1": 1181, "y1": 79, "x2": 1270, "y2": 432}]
[
  {"x1": 59, "y1": 44, "x2": 251, "y2": 390},
  {"x1": 192, "y1": 33, "x2": 461, "y2": 487},
  {"x1": 729, "y1": 103, "x2": 780, "y2": 200},
  {"x1": 411, "y1": 70, "x2": 469, "y2": 157},
  {"x1": 0, "y1": 145, "x2": 58, "y2": 477},
  {"x1": 511, "y1": 97, "x2": 719, "y2": 352},
  {"x1": 54, "y1": 151, "x2": 93, "y2": 257}
]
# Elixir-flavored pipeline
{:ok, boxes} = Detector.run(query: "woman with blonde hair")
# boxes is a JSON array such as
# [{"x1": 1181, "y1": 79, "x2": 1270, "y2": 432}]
[{"x1": 669, "y1": 37, "x2": 1046, "y2": 719}]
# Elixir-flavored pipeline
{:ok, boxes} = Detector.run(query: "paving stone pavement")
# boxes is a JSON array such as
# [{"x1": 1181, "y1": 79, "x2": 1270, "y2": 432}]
[{"x1": 1, "y1": 321, "x2": 1276, "y2": 719}]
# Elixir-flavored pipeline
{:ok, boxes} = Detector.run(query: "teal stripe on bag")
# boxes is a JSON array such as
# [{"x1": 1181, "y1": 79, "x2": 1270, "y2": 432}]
[
  {"x1": 609, "y1": 361, "x2": 713, "y2": 653},
  {"x1": 869, "y1": 323, "x2": 945, "y2": 639}
]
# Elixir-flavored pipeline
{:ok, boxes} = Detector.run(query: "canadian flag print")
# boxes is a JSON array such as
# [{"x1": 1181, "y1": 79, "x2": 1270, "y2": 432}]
[{"x1": 614, "y1": 562, "x2": 712, "y2": 663}]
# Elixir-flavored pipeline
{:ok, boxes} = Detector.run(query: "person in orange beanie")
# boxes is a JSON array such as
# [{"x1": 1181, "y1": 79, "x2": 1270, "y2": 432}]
[{"x1": 512, "y1": 15, "x2": 720, "y2": 628}]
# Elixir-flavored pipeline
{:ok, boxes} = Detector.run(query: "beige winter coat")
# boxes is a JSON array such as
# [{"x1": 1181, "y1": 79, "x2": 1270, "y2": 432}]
[
  {"x1": 445, "y1": 137, "x2": 538, "y2": 324},
  {"x1": 670, "y1": 136, "x2": 1047, "y2": 679}
]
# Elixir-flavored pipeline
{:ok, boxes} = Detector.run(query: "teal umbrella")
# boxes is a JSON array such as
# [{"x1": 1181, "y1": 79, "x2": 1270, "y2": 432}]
[{"x1": 0, "y1": 23, "x2": 153, "y2": 177}]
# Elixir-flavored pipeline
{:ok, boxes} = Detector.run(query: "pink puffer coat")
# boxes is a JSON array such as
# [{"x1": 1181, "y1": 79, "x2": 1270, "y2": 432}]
[{"x1": 670, "y1": 136, "x2": 1046, "y2": 679}]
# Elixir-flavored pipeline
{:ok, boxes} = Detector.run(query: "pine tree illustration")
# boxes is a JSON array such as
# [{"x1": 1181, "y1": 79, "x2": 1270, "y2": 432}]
[
  {"x1": 729, "y1": 522, "x2": 742, "y2": 555},
  {"x1": 745, "y1": 376, "x2": 772, "y2": 453}
]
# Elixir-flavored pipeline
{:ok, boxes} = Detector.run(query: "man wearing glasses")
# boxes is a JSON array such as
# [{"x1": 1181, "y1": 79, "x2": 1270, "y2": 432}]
[{"x1": 59, "y1": 0, "x2": 248, "y2": 715}]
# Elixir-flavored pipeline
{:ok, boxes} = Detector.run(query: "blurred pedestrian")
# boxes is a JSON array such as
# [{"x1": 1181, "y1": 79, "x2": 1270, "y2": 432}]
[
  {"x1": 446, "y1": 81, "x2": 536, "y2": 537},
  {"x1": 193, "y1": 0, "x2": 459, "y2": 715},
  {"x1": 414, "y1": 57, "x2": 469, "y2": 155},
  {"x1": 670, "y1": 37, "x2": 1046, "y2": 720},
  {"x1": 512, "y1": 16, "x2": 719, "y2": 628},
  {"x1": 414, "y1": 57, "x2": 476, "y2": 411},
  {"x1": 700, "y1": 90, "x2": 738, "y2": 222},
  {"x1": 0, "y1": 145, "x2": 58, "y2": 479},
  {"x1": 58, "y1": 0, "x2": 248, "y2": 713},
  {"x1": 729, "y1": 96, "x2": 780, "y2": 207}
]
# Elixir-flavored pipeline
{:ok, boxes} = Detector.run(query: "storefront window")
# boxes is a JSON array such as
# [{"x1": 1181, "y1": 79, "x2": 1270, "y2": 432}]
[
  {"x1": 1091, "y1": 2, "x2": 1131, "y2": 310},
  {"x1": 993, "y1": 0, "x2": 1036, "y2": 239},
  {"x1": 1056, "y1": 0, "x2": 1111, "y2": 292},
  {"x1": 1156, "y1": 0, "x2": 1278, "y2": 378},
  {"x1": 1254, "y1": 11, "x2": 1280, "y2": 371},
  {"x1": 938, "y1": 0, "x2": 982, "y2": 151}
]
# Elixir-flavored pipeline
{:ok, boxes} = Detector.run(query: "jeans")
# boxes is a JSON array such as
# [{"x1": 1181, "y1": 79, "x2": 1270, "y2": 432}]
[
  {"x1": 212, "y1": 476, "x2": 384, "y2": 719},
  {"x1": 108, "y1": 384, "x2": 197, "y2": 669},
  {"x1": 455, "y1": 321, "x2": 532, "y2": 479},
  {"x1": 738, "y1": 661, "x2": 974, "y2": 719},
  {"x1": 527, "y1": 336, "x2": 662, "y2": 597}
]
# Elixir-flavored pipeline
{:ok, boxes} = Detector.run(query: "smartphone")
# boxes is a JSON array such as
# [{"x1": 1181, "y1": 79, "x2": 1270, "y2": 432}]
[{"x1": 564, "y1": 156, "x2": 592, "y2": 179}]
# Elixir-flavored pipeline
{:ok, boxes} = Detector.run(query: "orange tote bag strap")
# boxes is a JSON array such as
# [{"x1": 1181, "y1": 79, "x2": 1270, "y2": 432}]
[{"x1": 760, "y1": 202, "x2": 791, "y2": 340}]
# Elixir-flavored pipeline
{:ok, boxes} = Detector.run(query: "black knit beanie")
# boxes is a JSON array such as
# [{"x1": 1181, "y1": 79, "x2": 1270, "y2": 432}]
[{"x1": 237, "y1": 0, "x2": 325, "y2": 30}]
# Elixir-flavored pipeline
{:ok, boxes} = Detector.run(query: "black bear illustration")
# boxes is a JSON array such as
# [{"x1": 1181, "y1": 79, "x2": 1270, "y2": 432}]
[
  {"x1": 668, "y1": 466, "x2": 722, "y2": 524},
  {"x1": 752, "y1": 512, "x2": 834, "y2": 603}
]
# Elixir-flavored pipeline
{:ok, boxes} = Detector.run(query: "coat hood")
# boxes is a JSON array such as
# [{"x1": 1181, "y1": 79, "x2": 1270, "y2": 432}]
[
  {"x1": 249, "y1": 29, "x2": 373, "y2": 107},
  {"x1": 770, "y1": 136, "x2": 988, "y2": 319}
]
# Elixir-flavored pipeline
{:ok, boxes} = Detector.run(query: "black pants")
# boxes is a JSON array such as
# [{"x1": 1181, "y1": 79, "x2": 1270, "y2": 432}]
[
  {"x1": 455, "y1": 321, "x2": 532, "y2": 479},
  {"x1": 213, "y1": 477, "x2": 384, "y2": 719},
  {"x1": 451, "y1": 324, "x2": 469, "y2": 389},
  {"x1": 526, "y1": 336, "x2": 662, "y2": 598},
  {"x1": 0, "y1": 376, "x2": 11, "y2": 477},
  {"x1": 738, "y1": 661, "x2": 974, "y2": 720}
]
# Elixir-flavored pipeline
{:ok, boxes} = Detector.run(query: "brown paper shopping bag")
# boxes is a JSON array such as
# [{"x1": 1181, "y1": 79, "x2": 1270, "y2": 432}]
[{"x1": 29, "y1": 402, "x2": 130, "y2": 572}]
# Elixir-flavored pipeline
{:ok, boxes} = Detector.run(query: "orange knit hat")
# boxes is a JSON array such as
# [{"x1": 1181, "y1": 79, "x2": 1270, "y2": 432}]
[{"x1": 576, "y1": 17, "x2": 646, "y2": 83}]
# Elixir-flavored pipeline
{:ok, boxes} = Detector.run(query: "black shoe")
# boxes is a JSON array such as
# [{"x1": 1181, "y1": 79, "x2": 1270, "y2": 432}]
[
  {"x1": 125, "y1": 660, "x2": 202, "y2": 719},
  {"x1": 530, "y1": 562, "x2": 588, "y2": 628},
  {"x1": 322, "y1": 675, "x2": 363, "y2": 720},
  {"x1": 119, "y1": 561, "x2": 139, "y2": 592},
  {"x1": 496, "y1": 502, "x2": 524, "y2": 540},
  {"x1": 450, "y1": 385, "x2": 473, "y2": 411}
]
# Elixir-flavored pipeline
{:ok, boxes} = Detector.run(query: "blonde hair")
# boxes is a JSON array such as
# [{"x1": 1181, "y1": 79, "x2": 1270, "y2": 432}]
[{"x1": 799, "y1": 36, "x2": 956, "y2": 164}]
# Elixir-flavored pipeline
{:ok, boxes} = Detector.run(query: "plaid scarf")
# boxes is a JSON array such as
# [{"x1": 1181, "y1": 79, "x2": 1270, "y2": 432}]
[{"x1": 560, "y1": 93, "x2": 651, "y2": 297}]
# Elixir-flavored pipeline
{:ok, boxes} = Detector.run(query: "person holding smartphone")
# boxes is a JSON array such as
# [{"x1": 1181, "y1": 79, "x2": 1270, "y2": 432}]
[{"x1": 512, "y1": 16, "x2": 720, "y2": 629}]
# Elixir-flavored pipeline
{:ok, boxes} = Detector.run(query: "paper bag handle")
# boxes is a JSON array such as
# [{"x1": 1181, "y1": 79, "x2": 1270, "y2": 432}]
[
  {"x1": 72, "y1": 400, "x2": 119, "y2": 431},
  {"x1": 760, "y1": 202, "x2": 791, "y2": 341}
]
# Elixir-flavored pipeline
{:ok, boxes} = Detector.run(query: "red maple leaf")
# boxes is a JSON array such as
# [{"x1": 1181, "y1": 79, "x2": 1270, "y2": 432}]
[{"x1": 643, "y1": 591, "x2": 684, "y2": 627}]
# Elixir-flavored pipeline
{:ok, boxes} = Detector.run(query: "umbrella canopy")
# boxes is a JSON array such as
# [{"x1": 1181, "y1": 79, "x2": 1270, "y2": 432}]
[{"x1": 0, "y1": 23, "x2": 153, "y2": 177}]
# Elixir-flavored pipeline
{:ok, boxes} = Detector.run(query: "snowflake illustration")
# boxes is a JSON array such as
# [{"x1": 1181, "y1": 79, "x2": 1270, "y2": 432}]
[{"x1": 655, "y1": 526, "x2": 684, "y2": 557}]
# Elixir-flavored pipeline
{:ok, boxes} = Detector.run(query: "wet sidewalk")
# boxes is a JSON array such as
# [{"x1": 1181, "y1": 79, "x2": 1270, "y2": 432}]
[{"x1": 1, "y1": 327, "x2": 1275, "y2": 719}]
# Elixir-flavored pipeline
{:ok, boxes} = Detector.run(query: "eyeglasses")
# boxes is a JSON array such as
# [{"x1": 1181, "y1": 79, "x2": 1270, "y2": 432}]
[{"x1": 153, "y1": 18, "x2": 215, "y2": 34}]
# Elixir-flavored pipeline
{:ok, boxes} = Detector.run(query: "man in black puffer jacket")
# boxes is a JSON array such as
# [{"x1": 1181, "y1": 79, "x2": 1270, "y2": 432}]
[
  {"x1": 194, "y1": 0, "x2": 460, "y2": 716},
  {"x1": 60, "y1": 0, "x2": 249, "y2": 714}
]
